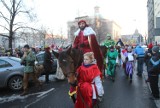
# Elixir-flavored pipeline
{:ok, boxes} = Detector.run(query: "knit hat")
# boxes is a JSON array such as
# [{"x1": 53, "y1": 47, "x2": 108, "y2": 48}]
[
  {"x1": 152, "y1": 46, "x2": 159, "y2": 53},
  {"x1": 148, "y1": 43, "x2": 153, "y2": 49}
]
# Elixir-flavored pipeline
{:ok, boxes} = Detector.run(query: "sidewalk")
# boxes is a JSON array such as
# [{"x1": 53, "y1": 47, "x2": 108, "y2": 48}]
[{"x1": 143, "y1": 65, "x2": 160, "y2": 108}]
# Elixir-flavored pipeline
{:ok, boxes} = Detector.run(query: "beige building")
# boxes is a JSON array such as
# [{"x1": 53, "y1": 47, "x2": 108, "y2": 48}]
[
  {"x1": 107, "y1": 21, "x2": 121, "y2": 41},
  {"x1": 67, "y1": 6, "x2": 121, "y2": 44}
]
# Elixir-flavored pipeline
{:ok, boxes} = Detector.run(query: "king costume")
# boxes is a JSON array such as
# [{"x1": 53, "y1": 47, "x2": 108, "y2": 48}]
[
  {"x1": 101, "y1": 34, "x2": 115, "y2": 48},
  {"x1": 106, "y1": 47, "x2": 118, "y2": 81},
  {"x1": 73, "y1": 22, "x2": 103, "y2": 71}
]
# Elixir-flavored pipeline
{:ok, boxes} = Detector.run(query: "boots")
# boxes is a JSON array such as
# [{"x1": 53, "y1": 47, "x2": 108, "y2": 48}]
[{"x1": 20, "y1": 89, "x2": 28, "y2": 96}]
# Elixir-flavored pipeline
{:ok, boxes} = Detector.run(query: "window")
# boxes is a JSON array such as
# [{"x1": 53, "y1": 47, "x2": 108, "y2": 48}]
[
  {"x1": 36, "y1": 54, "x2": 44, "y2": 62},
  {"x1": 9, "y1": 57, "x2": 21, "y2": 62},
  {"x1": 0, "y1": 60, "x2": 12, "y2": 68}
]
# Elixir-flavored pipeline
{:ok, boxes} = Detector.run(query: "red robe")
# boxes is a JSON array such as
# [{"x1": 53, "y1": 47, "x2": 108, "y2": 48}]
[
  {"x1": 75, "y1": 64, "x2": 101, "y2": 108},
  {"x1": 73, "y1": 31, "x2": 103, "y2": 72}
]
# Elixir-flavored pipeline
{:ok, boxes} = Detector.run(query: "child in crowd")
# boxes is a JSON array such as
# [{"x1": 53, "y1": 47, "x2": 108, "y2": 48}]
[
  {"x1": 75, "y1": 52, "x2": 104, "y2": 108},
  {"x1": 125, "y1": 46, "x2": 134, "y2": 83}
]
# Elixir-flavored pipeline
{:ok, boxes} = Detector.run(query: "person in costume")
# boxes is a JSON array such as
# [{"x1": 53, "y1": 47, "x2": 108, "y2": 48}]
[
  {"x1": 106, "y1": 46, "x2": 118, "y2": 81},
  {"x1": 124, "y1": 46, "x2": 134, "y2": 83},
  {"x1": 71, "y1": 20, "x2": 103, "y2": 104},
  {"x1": 121, "y1": 45, "x2": 129, "y2": 75},
  {"x1": 73, "y1": 20, "x2": 103, "y2": 72},
  {"x1": 102, "y1": 33, "x2": 115, "y2": 48},
  {"x1": 75, "y1": 52, "x2": 104, "y2": 108},
  {"x1": 101, "y1": 34, "x2": 116, "y2": 77}
]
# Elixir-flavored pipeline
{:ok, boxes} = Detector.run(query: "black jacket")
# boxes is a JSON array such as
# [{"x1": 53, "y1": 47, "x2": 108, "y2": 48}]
[
  {"x1": 148, "y1": 54, "x2": 160, "y2": 76},
  {"x1": 116, "y1": 40, "x2": 124, "y2": 46},
  {"x1": 144, "y1": 48, "x2": 153, "y2": 64},
  {"x1": 43, "y1": 51, "x2": 53, "y2": 71}
]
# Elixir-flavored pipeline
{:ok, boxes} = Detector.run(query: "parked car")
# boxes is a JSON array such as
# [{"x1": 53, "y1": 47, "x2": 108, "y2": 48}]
[
  {"x1": 35, "y1": 51, "x2": 57, "y2": 75},
  {"x1": 0, "y1": 57, "x2": 24, "y2": 91},
  {"x1": 0, "y1": 52, "x2": 57, "y2": 91}
]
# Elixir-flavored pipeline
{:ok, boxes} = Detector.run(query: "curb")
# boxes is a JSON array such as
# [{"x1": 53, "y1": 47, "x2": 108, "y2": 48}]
[{"x1": 143, "y1": 66, "x2": 160, "y2": 108}]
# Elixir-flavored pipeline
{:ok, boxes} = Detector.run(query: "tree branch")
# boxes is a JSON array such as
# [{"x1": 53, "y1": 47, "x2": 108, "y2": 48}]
[
  {"x1": 1, "y1": 0, "x2": 12, "y2": 14},
  {"x1": 13, "y1": 22, "x2": 25, "y2": 26},
  {"x1": 0, "y1": 33, "x2": 9, "y2": 38},
  {"x1": 0, "y1": 25, "x2": 9, "y2": 31},
  {"x1": 15, "y1": 10, "x2": 29, "y2": 16},
  {"x1": 13, "y1": 26, "x2": 39, "y2": 32},
  {"x1": 0, "y1": 12, "x2": 10, "y2": 24},
  {"x1": 15, "y1": 0, "x2": 22, "y2": 13}
]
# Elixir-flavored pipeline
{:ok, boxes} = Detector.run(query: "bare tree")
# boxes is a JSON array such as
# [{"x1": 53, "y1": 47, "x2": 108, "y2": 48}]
[
  {"x1": 38, "y1": 26, "x2": 48, "y2": 47},
  {"x1": 0, "y1": 0, "x2": 36, "y2": 51},
  {"x1": 59, "y1": 27, "x2": 66, "y2": 47}
]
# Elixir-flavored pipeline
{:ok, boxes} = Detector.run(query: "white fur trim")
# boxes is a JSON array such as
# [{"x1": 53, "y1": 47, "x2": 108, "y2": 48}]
[{"x1": 74, "y1": 27, "x2": 96, "y2": 36}]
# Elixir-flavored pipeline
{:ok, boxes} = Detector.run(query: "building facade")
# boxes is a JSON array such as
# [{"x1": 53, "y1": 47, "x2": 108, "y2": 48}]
[
  {"x1": 147, "y1": 0, "x2": 160, "y2": 43},
  {"x1": 67, "y1": 6, "x2": 121, "y2": 44},
  {"x1": 147, "y1": 0, "x2": 154, "y2": 42}
]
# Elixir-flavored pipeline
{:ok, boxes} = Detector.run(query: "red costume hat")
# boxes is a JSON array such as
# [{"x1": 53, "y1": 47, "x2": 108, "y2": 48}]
[{"x1": 78, "y1": 20, "x2": 87, "y2": 25}]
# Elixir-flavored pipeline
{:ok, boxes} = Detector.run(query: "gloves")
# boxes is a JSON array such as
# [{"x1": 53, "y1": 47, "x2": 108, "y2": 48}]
[{"x1": 97, "y1": 96, "x2": 103, "y2": 102}]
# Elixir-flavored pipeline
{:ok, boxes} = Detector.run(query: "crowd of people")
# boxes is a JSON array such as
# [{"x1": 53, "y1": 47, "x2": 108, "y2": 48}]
[
  {"x1": 103, "y1": 37, "x2": 160, "y2": 100},
  {"x1": 0, "y1": 19, "x2": 160, "y2": 107},
  {"x1": 71, "y1": 20, "x2": 160, "y2": 107}
]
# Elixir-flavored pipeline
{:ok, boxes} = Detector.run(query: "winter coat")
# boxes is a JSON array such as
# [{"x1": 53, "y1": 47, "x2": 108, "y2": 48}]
[
  {"x1": 134, "y1": 46, "x2": 145, "y2": 58},
  {"x1": 43, "y1": 51, "x2": 53, "y2": 72},
  {"x1": 144, "y1": 48, "x2": 153, "y2": 64},
  {"x1": 148, "y1": 54, "x2": 160, "y2": 76},
  {"x1": 116, "y1": 40, "x2": 124, "y2": 46},
  {"x1": 21, "y1": 51, "x2": 35, "y2": 73}
]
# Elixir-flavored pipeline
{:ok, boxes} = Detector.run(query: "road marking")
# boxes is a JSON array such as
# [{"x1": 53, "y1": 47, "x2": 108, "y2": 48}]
[
  {"x1": 0, "y1": 88, "x2": 55, "y2": 104},
  {"x1": 24, "y1": 88, "x2": 55, "y2": 108},
  {"x1": 24, "y1": 95, "x2": 46, "y2": 108},
  {"x1": 37, "y1": 88, "x2": 54, "y2": 98}
]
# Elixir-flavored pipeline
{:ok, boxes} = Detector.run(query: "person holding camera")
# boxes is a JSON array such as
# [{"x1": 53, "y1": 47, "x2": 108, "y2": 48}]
[{"x1": 20, "y1": 44, "x2": 41, "y2": 96}]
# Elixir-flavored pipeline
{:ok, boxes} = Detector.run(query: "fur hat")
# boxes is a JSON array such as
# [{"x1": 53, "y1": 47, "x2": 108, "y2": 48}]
[{"x1": 152, "y1": 46, "x2": 159, "y2": 53}]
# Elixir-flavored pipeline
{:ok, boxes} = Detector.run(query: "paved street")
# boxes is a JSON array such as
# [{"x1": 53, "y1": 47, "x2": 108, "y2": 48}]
[{"x1": 0, "y1": 67, "x2": 157, "y2": 108}]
